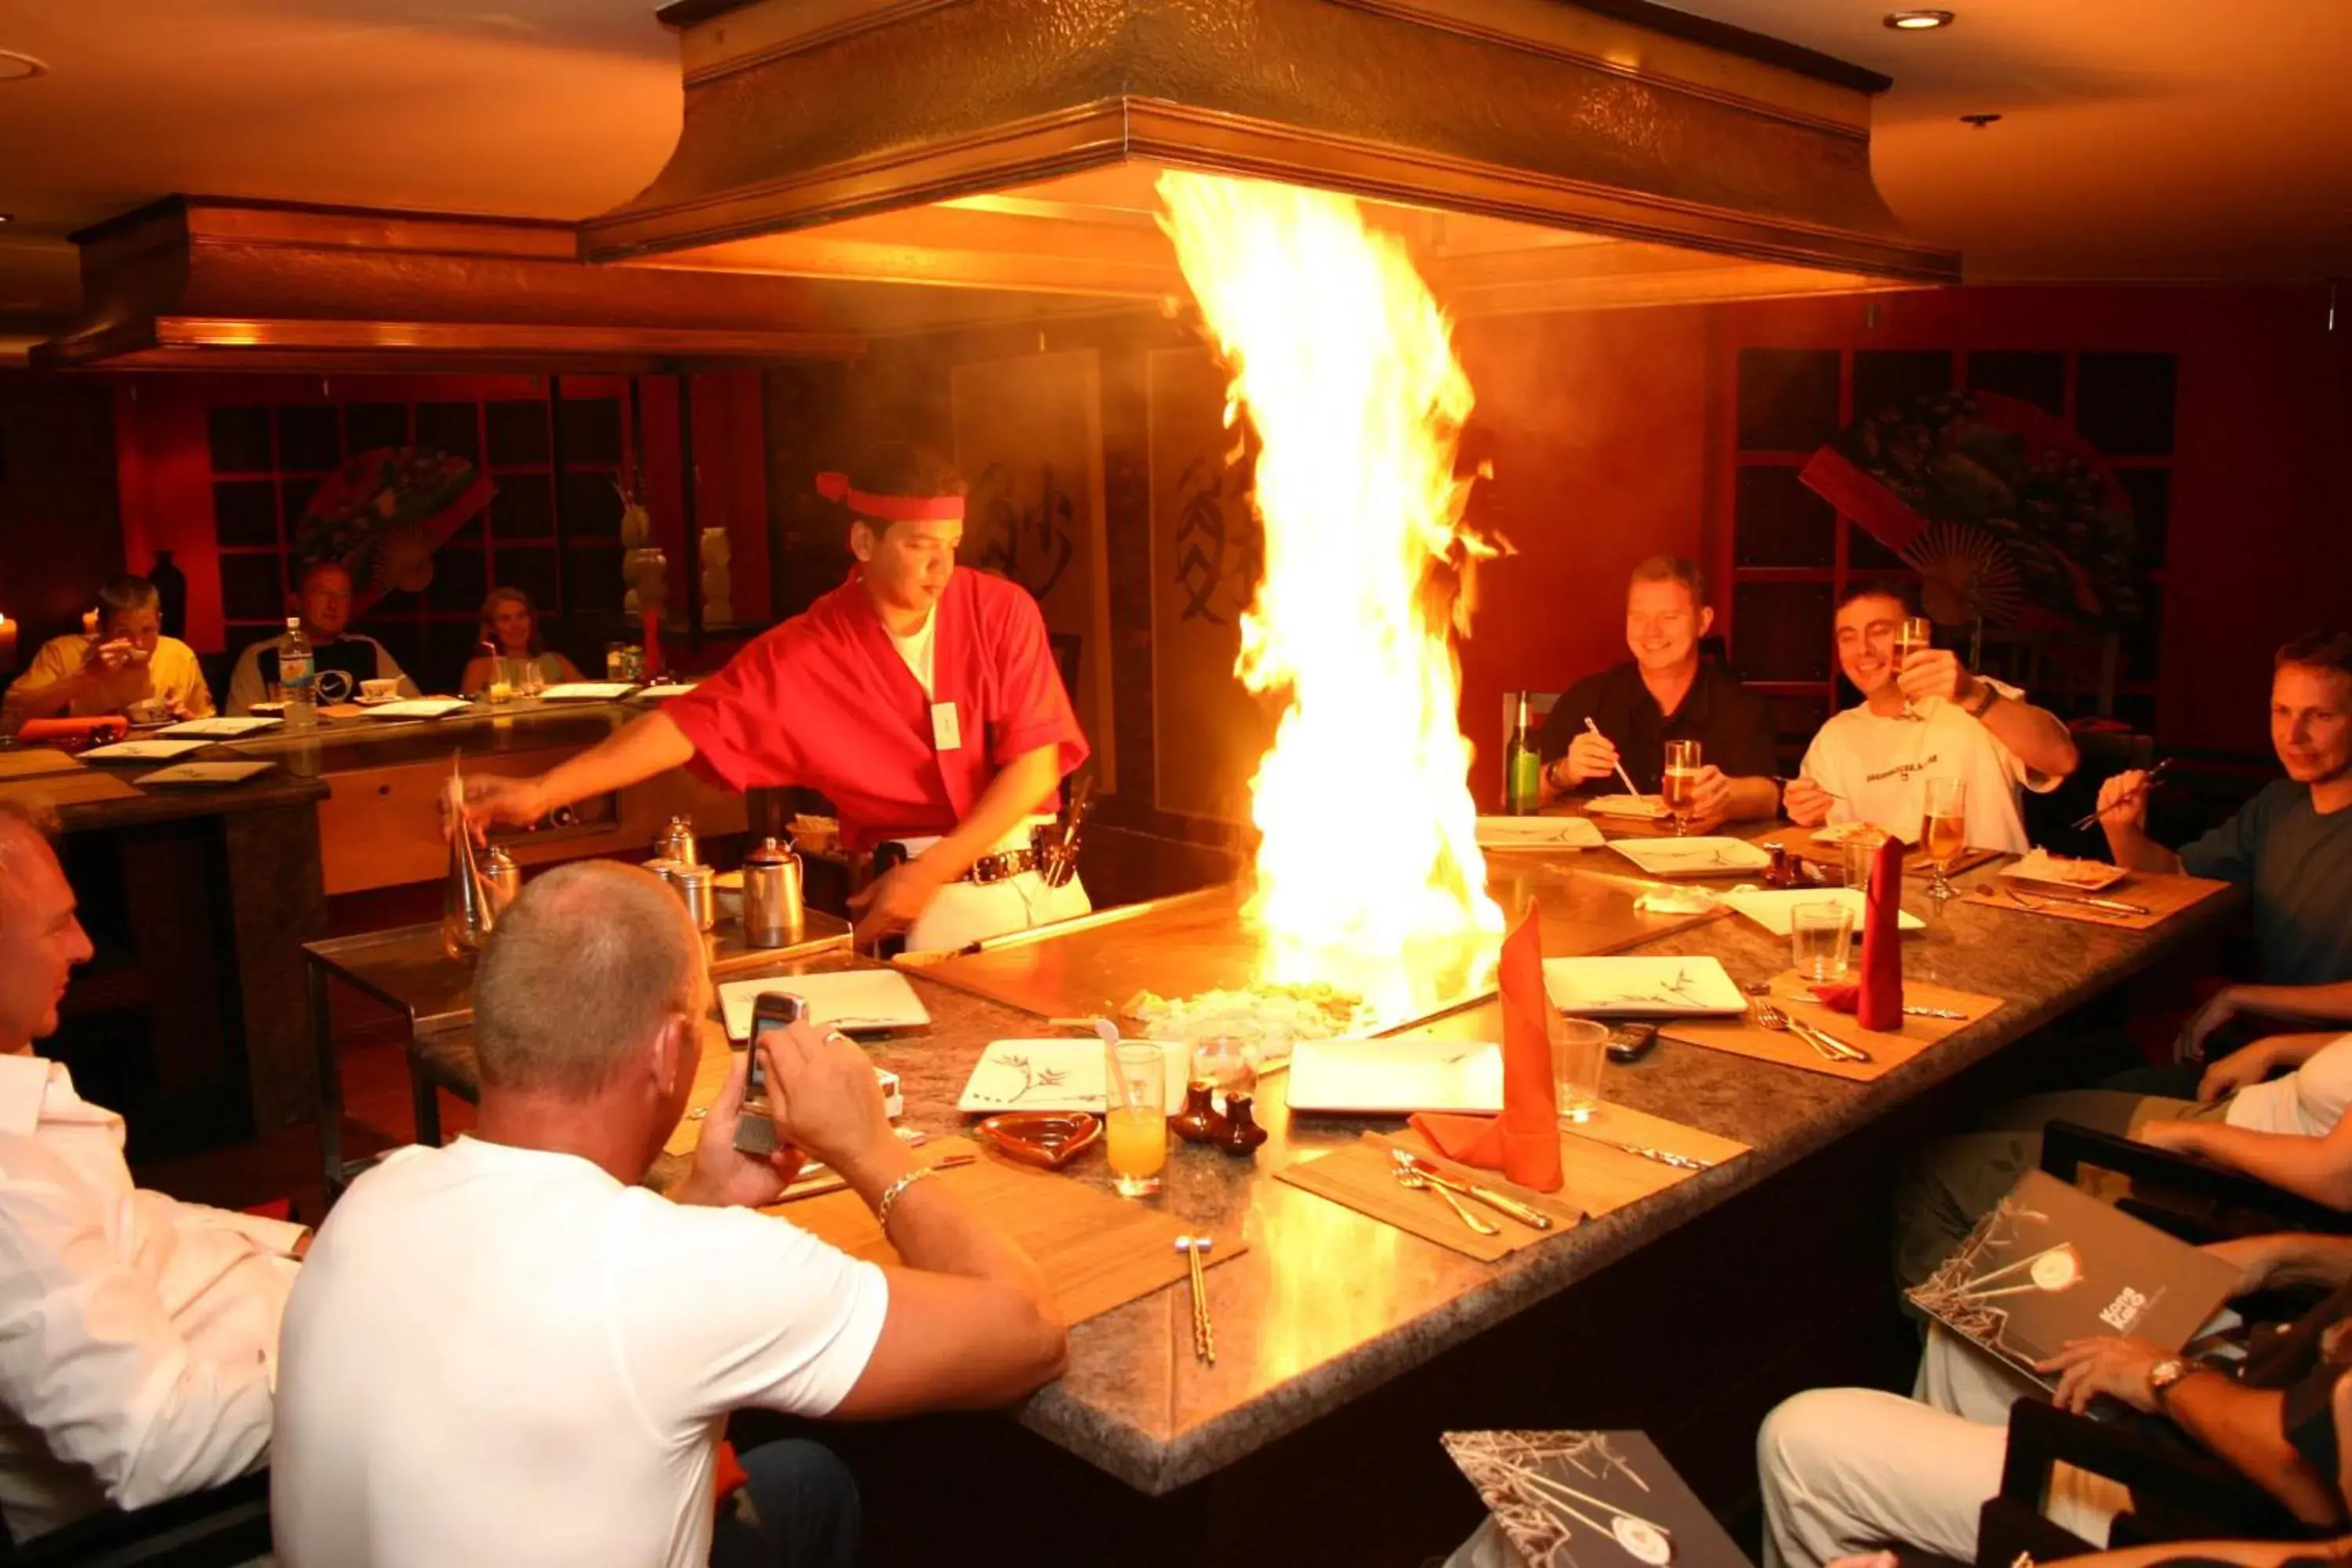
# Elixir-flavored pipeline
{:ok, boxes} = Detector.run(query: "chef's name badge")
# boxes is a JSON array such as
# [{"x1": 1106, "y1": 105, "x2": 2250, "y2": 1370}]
[{"x1": 931, "y1": 701, "x2": 962, "y2": 752}]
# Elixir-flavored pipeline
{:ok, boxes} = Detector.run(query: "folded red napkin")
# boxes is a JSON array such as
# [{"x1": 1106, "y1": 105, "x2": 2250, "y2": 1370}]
[
  {"x1": 1809, "y1": 982, "x2": 1860, "y2": 1014},
  {"x1": 15, "y1": 716, "x2": 125, "y2": 746},
  {"x1": 1408, "y1": 905, "x2": 1563, "y2": 1193},
  {"x1": 1853, "y1": 833, "x2": 1905, "y2": 1030}
]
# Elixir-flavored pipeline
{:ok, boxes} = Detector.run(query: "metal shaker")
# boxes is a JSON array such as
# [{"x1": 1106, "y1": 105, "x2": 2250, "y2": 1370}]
[
  {"x1": 740, "y1": 836, "x2": 804, "y2": 948},
  {"x1": 673, "y1": 863, "x2": 718, "y2": 932},
  {"x1": 657, "y1": 814, "x2": 698, "y2": 867},
  {"x1": 481, "y1": 844, "x2": 522, "y2": 918}
]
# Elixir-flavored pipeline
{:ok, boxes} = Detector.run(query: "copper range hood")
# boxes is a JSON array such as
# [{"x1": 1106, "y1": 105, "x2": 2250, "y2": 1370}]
[{"x1": 586, "y1": 0, "x2": 1958, "y2": 320}]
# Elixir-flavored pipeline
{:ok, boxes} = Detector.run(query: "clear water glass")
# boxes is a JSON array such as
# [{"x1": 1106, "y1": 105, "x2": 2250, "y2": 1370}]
[
  {"x1": 1790, "y1": 902, "x2": 1855, "y2": 982},
  {"x1": 1550, "y1": 1013, "x2": 1610, "y2": 1125}
]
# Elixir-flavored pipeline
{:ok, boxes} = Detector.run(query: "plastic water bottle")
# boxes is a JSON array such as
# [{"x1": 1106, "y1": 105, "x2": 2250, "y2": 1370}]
[{"x1": 280, "y1": 616, "x2": 317, "y2": 730}]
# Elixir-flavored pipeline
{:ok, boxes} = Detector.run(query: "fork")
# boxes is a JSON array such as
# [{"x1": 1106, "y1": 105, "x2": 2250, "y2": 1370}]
[
  {"x1": 1748, "y1": 993, "x2": 1871, "y2": 1064},
  {"x1": 1392, "y1": 1160, "x2": 1500, "y2": 1236}
]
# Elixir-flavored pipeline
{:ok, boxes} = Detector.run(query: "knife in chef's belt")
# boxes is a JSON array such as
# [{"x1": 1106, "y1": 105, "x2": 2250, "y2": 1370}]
[{"x1": 1037, "y1": 775, "x2": 1094, "y2": 889}]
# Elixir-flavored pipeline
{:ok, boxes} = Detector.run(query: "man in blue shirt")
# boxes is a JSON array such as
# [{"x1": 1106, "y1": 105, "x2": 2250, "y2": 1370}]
[{"x1": 2097, "y1": 627, "x2": 2352, "y2": 991}]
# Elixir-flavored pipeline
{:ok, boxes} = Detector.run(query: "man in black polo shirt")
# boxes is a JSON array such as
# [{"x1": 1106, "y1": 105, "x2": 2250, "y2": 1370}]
[
  {"x1": 1534, "y1": 555, "x2": 1780, "y2": 822},
  {"x1": 224, "y1": 560, "x2": 417, "y2": 716}
]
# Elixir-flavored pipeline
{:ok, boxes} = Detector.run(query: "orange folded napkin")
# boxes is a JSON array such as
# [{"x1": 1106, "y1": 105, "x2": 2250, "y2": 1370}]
[
  {"x1": 1408, "y1": 905, "x2": 1563, "y2": 1193},
  {"x1": 1854, "y1": 833, "x2": 1905, "y2": 1031},
  {"x1": 15, "y1": 717, "x2": 126, "y2": 745}
]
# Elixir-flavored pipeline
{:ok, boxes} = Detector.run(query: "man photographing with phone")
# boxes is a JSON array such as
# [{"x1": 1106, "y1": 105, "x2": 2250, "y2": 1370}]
[{"x1": 272, "y1": 861, "x2": 1065, "y2": 1568}]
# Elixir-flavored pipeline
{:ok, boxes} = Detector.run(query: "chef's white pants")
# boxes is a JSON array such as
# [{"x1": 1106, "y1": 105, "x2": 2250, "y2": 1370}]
[
  {"x1": 1757, "y1": 1328, "x2": 2129, "y2": 1568},
  {"x1": 902, "y1": 870, "x2": 1091, "y2": 955}
]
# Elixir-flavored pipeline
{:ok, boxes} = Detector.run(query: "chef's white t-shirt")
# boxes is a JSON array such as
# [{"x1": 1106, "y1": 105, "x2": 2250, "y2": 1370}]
[
  {"x1": 1798, "y1": 681, "x2": 2059, "y2": 855},
  {"x1": 2226, "y1": 1033, "x2": 2352, "y2": 1137},
  {"x1": 270, "y1": 1136, "x2": 888, "y2": 1568}
]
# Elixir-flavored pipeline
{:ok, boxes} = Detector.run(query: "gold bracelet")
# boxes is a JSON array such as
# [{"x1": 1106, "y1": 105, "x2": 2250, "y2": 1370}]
[{"x1": 873, "y1": 1163, "x2": 940, "y2": 1237}]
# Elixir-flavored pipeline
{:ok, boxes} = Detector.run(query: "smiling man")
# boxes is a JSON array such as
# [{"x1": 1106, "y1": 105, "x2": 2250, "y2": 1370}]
[
  {"x1": 1536, "y1": 556, "x2": 1780, "y2": 822},
  {"x1": 223, "y1": 559, "x2": 418, "y2": 715},
  {"x1": 463, "y1": 442, "x2": 1091, "y2": 952},
  {"x1": 1784, "y1": 579, "x2": 2079, "y2": 854},
  {"x1": 2099, "y1": 628, "x2": 2352, "y2": 988}
]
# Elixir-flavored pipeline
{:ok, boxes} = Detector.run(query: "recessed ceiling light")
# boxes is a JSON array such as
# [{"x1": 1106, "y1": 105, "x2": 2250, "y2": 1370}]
[
  {"x1": 1884, "y1": 10, "x2": 1956, "y2": 28},
  {"x1": 0, "y1": 49, "x2": 49, "y2": 82}
]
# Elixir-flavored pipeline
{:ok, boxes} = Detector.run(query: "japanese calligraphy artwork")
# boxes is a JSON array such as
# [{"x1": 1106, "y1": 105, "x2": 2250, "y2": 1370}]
[
  {"x1": 950, "y1": 349, "x2": 1117, "y2": 790},
  {"x1": 1148, "y1": 346, "x2": 1277, "y2": 822}
]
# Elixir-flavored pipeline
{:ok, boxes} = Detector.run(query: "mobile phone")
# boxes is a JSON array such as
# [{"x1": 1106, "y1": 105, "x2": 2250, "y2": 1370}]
[
  {"x1": 1606, "y1": 1023, "x2": 1659, "y2": 1065},
  {"x1": 734, "y1": 992, "x2": 808, "y2": 1156}
]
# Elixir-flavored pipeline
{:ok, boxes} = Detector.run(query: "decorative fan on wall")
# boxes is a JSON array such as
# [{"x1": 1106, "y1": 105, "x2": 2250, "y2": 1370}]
[
  {"x1": 291, "y1": 448, "x2": 497, "y2": 616},
  {"x1": 1800, "y1": 390, "x2": 2150, "y2": 637}
]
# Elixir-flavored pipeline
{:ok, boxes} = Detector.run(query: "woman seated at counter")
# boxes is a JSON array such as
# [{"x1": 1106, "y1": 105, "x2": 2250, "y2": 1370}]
[
  {"x1": 0, "y1": 575, "x2": 214, "y2": 735},
  {"x1": 459, "y1": 587, "x2": 581, "y2": 697}
]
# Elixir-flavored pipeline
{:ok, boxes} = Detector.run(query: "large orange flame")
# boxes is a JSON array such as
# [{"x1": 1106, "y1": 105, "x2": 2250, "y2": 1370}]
[{"x1": 1157, "y1": 172, "x2": 1501, "y2": 1001}]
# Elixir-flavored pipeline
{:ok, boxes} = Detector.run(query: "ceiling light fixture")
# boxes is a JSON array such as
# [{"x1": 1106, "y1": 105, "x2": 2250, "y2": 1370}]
[
  {"x1": 0, "y1": 49, "x2": 49, "y2": 82},
  {"x1": 1884, "y1": 10, "x2": 1956, "y2": 28}
]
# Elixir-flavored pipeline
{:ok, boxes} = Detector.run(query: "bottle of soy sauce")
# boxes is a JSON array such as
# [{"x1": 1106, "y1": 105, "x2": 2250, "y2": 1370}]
[{"x1": 1504, "y1": 691, "x2": 1542, "y2": 815}]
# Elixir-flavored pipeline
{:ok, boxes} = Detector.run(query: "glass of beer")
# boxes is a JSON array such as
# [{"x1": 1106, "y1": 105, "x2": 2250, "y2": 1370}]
[
  {"x1": 1893, "y1": 615, "x2": 1934, "y2": 721},
  {"x1": 1661, "y1": 739, "x2": 1703, "y2": 837},
  {"x1": 1922, "y1": 776, "x2": 1967, "y2": 900},
  {"x1": 1104, "y1": 1041, "x2": 1169, "y2": 1199}
]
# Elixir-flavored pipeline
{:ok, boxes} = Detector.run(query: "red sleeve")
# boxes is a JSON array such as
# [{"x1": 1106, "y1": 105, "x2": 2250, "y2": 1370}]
[
  {"x1": 988, "y1": 590, "x2": 1090, "y2": 780},
  {"x1": 662, "y1": 630, "x2": 808, "y2": 792}
]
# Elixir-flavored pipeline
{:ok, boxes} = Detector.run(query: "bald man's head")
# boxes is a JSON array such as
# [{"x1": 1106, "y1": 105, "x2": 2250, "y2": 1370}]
[
  {"x1": 471, "y1": 859, "x2": 706, "y2": 1099},
  {"x1": 0, "y1": 800, "x2": 93, "y2": 1051}
]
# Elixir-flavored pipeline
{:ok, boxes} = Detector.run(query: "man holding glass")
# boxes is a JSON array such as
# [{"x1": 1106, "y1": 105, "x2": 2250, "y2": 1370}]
[
  {"x1": 1783, "y1": 580, "x2": 2078, "y2": 855},
  {"x1": 1535, "y1": 556, "x2": 1780, "y2": 822}
]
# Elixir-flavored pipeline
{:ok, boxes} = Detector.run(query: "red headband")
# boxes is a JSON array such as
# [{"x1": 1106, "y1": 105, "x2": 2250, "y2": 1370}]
[{"x1": 815, "y1": 471, "x2": 965, "y2": 522}]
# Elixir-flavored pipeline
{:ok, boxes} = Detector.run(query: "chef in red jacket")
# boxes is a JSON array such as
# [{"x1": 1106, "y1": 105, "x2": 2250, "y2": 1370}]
[{"x1": 461, "y1": 442, "x2": 1092, "y2": 952}]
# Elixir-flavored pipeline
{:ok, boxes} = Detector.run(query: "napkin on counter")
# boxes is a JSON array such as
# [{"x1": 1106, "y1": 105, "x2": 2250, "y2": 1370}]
[
  {"x1": 1408, "y1": 906, "x2": 1563, "y2": 1193},
  {"x1": 14, "y1": 716, "x2": 126, "y2": 746},
  {"x1": 1851, "y1": 833, "x2": 1906, "y2": 1029}
]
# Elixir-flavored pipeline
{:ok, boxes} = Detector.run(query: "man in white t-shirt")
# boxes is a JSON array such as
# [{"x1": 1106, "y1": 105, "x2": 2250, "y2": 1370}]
[
  {"x1": 270, "y1": 860, "x2": 1066, "y2": 1568},
  {"x1": 1784, "y1": 580, "x2": 2079, "y2": 855},
  {"x1": 0, "y1": 798, "x2": 307, "y2": 1545}
]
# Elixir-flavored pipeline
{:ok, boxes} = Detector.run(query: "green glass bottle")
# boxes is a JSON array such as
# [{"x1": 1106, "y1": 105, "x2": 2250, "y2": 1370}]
[{"x1": 1504, "y1": 691, "x2": 1542, "y2": 815}]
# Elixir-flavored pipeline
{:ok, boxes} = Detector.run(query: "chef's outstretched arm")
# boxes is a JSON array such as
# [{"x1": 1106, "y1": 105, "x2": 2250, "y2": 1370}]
[
  {"x1": 459, "y1": 711, "x2": 698, "y2": 833},
  {"x1": 850, "y1": 743, "x2": 1065, "y2": 944}
]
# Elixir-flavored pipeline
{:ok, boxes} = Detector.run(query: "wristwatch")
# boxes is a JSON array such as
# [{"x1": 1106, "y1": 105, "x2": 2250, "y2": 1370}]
[
  {"x1": 2147, "y1": 1356, "x2": 2193, "y2": 1406},
  {"x1": 1963, "y1": 677, "x2": 2000, "y2": 718}
]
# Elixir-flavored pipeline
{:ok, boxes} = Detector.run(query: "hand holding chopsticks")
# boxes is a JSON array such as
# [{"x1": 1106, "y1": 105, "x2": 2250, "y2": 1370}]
[
  {"x1": 1580, "y1": 717, "x2": 1646, "y2": 801},
  {"x1": 2075, "y1": 758, "x2": 2172, "y2": 833}
]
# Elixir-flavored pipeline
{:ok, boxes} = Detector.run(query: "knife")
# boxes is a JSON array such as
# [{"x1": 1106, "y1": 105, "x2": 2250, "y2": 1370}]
[
  {"x1": 1397, "y1": 1153, "x2": 1555, "y2": 1230},
  {"x1": 2004, "y1": 883, "x2": 2152, "y2": 916},
  {"x1": 1788, "y1": 1014, "x2": 1873, "y2": 1064},
  {"x1": 1561, "y1": 1127, "x2": 1715, "y2": 1171},
  {"x1": 1904, "y1": 1005, "x2": 1969, "y2": 1021}
]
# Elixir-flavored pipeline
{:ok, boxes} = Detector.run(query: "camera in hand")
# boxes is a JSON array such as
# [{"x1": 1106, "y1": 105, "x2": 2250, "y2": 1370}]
[{"x1": 734, "y1": 992, "x2": 807, "y2": 1157}]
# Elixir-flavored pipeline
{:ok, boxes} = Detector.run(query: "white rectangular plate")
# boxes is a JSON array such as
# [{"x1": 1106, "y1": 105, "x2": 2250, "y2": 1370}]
[
  {"x1": 158, "y1": 716, "x2": 281, "y2": 739},
  {"x1": 1607, "y1": 837, "x2": 1774, "y2": 877},
  {"x1": 1543, "y1": 955, "x2": 1748, "y2": 1018},
  {"x1": 718, "y1": 971, "x2": 931, "y2": 1040},
  {"x1": 637, "y1": 681, "x2": 700, "y2": 699},
  {"x1": 954, "y1": 1038, "x2": 1189, "y2": 1114},
  {"x1": 1475, "y1": 816, "x2": 1604, "y2": 851},
  {"x1": 536, "y1": 681, "x2": 641, "y2": 701},
  {"x1": 1287, "y1": 1037, "x2": 1504, "y2": 1116},
  {"x1": 135, "y1": 761, "x2": 277, "y2": 786},
  {"x1": 358, "y1": 699, "x2": 473, "y2": 720},
  {"x1": 1999, "y1": 849, "x2": 2129, "y2": 893},
  {"x1": 79, "y1": 738, "x2": 216, "y2": 762},
  {"x1": 1719, "y1": 886, "x2": 1926, "y2": 937}
]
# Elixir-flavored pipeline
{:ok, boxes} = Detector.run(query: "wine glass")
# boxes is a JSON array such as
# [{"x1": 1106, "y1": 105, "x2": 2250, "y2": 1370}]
[
  {"x1": 1893, "y1": 615, "x2": 1934, "y2": 722},
  {"x1": 1922, "y1": 776, "x2": 1966, "y2": 901},
  {"x1": 1661, "y1": 739, "x2": 1702, "y2": 837}
]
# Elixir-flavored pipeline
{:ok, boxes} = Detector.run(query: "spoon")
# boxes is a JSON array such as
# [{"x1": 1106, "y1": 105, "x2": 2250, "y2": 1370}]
[{"x1": 1393, "y1": 1162, "x2": 1499, "y2": 1236}]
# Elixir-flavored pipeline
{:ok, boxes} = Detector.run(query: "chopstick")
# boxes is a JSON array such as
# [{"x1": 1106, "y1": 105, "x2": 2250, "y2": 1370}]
[
  {"x1": 1582, "y1": 717, "x2": 1646, "y2": 800},
  {"x1": 1775, "y1": 776, "x2": 1846, "y2": 803},
  {"x1": 2071, "y1": 758, "x2": 2172, "y2": 833}
]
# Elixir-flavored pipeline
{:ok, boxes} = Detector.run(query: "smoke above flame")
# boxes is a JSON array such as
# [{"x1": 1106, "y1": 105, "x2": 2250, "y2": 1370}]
[{"x1": 1156, "y1": 171, "x2": 1501, "y2": 992}]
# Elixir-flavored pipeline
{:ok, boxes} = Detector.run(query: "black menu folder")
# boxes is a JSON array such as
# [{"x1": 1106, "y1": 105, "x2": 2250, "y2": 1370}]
[
  {"x1": 1908, "y1": 1168, "x2": 2241, "y2": 1388},
  {"x1": 1443, "y1": 1430, "x2": 1751, "y2": 1568}
]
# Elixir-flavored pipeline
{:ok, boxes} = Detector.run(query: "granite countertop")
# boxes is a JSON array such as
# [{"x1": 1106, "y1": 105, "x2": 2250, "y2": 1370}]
[
  {"x1": 402, "y1": 842, "x2": 2246, "y2": 1497},
  {"x1": 221, "y1": 700, "x2": 637, "y2": 775},
  {"x1": 42, "y1": 764, "x2": 329, "y2": 829}
]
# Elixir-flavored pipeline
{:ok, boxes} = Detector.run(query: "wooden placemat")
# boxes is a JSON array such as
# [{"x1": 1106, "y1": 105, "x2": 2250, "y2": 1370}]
[
  {"x1": 775, "y1": 1136, "x2": 1246, "y2": 1327},
  {"x1": 1392, "y1": 1103, "x2": 1749, "y2": 1221},
  {"x1": 1960, "y1": 869, "x2": 2234, "y2": 931},
  {"x1": 1278, "y1": 1134, "x2": 1584, "y2": 1261},
  {"x1": 0, "y1": 749, "x2": 85, "y2": 780},
  {"x1": 1661, "y1": 970, "x2": 2004, "y2": 1082},
  {"x1": 0, "y1": 771, "x2": 141, "y2": 808}
]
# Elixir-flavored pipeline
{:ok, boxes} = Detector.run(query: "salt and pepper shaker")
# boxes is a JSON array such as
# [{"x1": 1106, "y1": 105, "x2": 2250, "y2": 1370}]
[
  {"x1": 673, "y1": 863, "x2": 718, "y2": 932},
  {"x1": 1169, "y1": 1083, "x2": 1225, "y2": 1145},
  {"x1": 1216, "y1": 1095, "x2": 1268, "y2": 1156},
  {"x1": 481, "y1": 845, "x2": 521, "y2": 918},
  {"x1": 657, "y1": 814, "x2": 698, "y2": 868},
  {"x1": 1762, "y1": 841, "x2": 1796, "y2": 889}
]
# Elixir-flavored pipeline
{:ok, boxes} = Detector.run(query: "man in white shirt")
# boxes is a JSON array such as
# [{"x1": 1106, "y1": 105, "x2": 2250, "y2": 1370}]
[
  {"x1": 0, "y1": 798, "x2": 306, "y2": 1544},
  {"x1": 271, "y1": 859, "x2": 1065, "y2": 1568},
  {"x1": 1784, "y1": 580, "x2": 2079, "y2": 855},
  {"x1": 223, "y1": 560, "x2": 418, "y2": 714}
]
